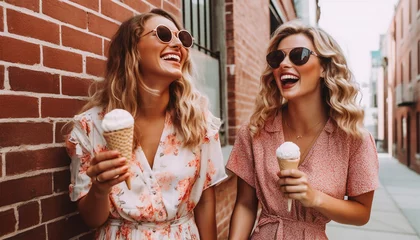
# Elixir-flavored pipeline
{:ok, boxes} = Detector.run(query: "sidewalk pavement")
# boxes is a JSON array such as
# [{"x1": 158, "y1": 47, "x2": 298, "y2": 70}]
[{"x1": 326, "y1": 153, "x2": 420, "y2": 240}]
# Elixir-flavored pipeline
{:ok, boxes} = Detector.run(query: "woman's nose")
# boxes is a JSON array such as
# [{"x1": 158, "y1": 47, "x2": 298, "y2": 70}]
[
  {"x1": 279, "y1": 54, "x2": 293, "y2": 68},
  {"x1": 169, "y1": 35, "x2": 183, "y2": 48}
]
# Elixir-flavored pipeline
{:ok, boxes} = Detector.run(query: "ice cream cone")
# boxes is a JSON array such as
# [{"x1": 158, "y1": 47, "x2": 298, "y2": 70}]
[
  {"x1": 103, "y1": 126, "x2": 134, "y2": 190},
  {"x1": 277, "y1": 157, "x2": 300, "y2": 212}
]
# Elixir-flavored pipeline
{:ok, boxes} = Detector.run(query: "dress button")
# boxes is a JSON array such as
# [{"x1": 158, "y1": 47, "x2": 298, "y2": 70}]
[{"x1": 152, "y1": 191, "x2": 157, "y2": 195}]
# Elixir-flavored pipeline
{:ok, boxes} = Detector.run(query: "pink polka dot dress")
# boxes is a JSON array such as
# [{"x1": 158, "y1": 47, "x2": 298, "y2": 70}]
[{"x1": 227, "y1": 113, "x2": 379, "y2": 240}]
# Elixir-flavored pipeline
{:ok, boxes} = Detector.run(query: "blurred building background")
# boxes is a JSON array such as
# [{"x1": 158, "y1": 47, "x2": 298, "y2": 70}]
[
  {"x1": 0, "y1": 0, "x2": 320, "y2": 239},
  {"x1": 375, "y1": 0, "x2": 420, "y2": 174}
]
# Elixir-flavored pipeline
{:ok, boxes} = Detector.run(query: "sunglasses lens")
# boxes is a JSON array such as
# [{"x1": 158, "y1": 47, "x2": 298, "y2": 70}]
[
  {"x1": 178, "y1": 30, "x2": 193, "y2": 48},
  {"x1": 266, "y1": 50, "x2": 285, "y2": 68},
  {"x1": 156, "y1": 25, "x2": 172, "y2": 43},
  {"x1": 290, "y1": 47, "x2": 311, "y2": 66}
]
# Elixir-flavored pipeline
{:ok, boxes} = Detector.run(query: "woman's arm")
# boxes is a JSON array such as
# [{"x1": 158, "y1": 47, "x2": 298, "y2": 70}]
[
  {"x1": 314, "y1": 190, "x2": 374, "y2": 225},
  {"x1": 278, "y1": 169, "x2": 374, "y2": 225},
  {"x1": 194, "y1": 187, "x2": 217, "y2": 240},
  {"x1": 78, "y1": 150, "x2": 129, "y2": 228},
  {"x1": 228, "y1": 178, "x2": 258, "y2": 240}
]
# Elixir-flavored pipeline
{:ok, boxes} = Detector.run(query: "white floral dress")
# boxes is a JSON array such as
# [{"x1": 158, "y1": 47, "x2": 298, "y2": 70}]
[{"x1": 66, "y1": 106, "x2": 228, "y2": 240}]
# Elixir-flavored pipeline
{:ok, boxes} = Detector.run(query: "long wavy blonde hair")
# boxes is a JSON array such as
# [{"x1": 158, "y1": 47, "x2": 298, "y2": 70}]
[
  {"x1": 78, "y1": 9, "x2": 213, "y2": 149},
  {"x1": 249, "y1": 20, "x2": 364, "y2": 139}
]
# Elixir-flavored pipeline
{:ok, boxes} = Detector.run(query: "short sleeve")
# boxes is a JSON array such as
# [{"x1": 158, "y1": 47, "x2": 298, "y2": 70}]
[
  {"x1": 66, "y1": 114, "x2": 95, "y2": 202},
  {"x1": 346, "y1": 132, "x2": 379, "y2": 197},
  {"x1": 201, "y1": 132, "x2": 228, "y2": 190},
  {"x1": 226, "y1": 125, "x2": 255, "y2": 188}
]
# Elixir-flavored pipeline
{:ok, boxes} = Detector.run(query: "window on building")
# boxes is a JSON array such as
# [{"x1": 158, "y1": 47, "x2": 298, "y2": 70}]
[
  {"x1": 182, "y1": 0, "x2": 226, "y2": 145},
  {"x1": 182, "y1": 0, "x2": 213, "y2": 55},
  {"x1": 269, "y1": 1, "x2": 283, "y2": 35},
  {"x1": 373, "y1": 94, "x2": 377, "y2": 107},
  {"x1": 418, "y1": 41, "x2": 420, "y2": 75},
  {"x1": 394, "y1": 118, "x2": 398, "y2": 151},
  {"x1": 401, "y1": 10, "x2": 404, "y2": 39},
  {"x1": 401, "y1": 63, "x2": 403, "y2": 84},
  {"x1": 409, "y1": 51, "x2": 412, "y2": 81},
  {"x1": 417, "y1": 112, "x2": 420, "y2": 153},
  {"x1": 409, "y1": 2, "x2": 412, "y2": 24}
]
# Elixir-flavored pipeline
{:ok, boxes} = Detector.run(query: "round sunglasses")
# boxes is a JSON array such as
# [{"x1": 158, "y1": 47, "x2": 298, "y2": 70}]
[
  {"x1": 266, "y1": 47, "x2": 318, "y2": 68},
  {"x1": 141, "y1": 24, "x2": 194, "y2": 48}
]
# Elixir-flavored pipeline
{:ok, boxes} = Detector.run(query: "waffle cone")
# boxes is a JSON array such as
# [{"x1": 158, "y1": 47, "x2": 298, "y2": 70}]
[
  {"x1": 103, "y1": 126, "x2": 134, "y2": 190},
  {"x1": 277, "y1": 157, "x2": 299, "y2": 212},
  {"x1": 277, "y1": 157, "x2": 300, "y2": 171}
]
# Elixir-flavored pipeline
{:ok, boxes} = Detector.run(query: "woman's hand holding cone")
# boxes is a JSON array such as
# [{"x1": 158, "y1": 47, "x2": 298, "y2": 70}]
[
  {"x1": 86, "y1": 150, "x2": 130, "y2": 196},
  {"x1": 277, "y1": 169, "x2": 320, "y2": 208}
]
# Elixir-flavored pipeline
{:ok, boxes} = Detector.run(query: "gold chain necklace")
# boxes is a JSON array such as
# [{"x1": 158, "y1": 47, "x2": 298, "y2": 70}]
[
  {"x1": 284, "y1": 117, "x2": 323, "y2": 141},
  {"x1": 283, "y1": 116, "x2": 325, "y2": 163}
]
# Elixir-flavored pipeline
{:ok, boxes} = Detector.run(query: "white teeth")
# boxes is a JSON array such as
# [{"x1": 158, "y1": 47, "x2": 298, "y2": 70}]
[
  {"x1": 280, "y1": 74, "x2": 299, "y2": 81},
  {"x1": 161, "y1": 54, "x2": 180, "y2": 62}
]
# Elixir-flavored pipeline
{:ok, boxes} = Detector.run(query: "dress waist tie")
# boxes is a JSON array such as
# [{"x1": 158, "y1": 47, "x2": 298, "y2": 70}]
[
  {"x1": 254, "y1": 212, "x2": 325, "y2": 240},
  {"x1": 108, "y1": 212, "x2": 194, "y2": 230}
]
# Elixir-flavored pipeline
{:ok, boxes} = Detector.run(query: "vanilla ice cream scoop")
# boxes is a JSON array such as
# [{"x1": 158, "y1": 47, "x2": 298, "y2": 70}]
[
  {"x1": 276, "y1": 141, "x2": 300, "y2": 159},
  {"x1": 102, "y1": 109, "x2": 134, "y2": 132}
]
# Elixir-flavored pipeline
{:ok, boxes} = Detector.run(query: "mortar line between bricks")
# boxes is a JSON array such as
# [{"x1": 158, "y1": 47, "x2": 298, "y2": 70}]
[
  {"x1": 52, "y1": 120, "x2": 56, "y2": 144},
  {"x1": 0, "y1": 89, "x2": 89, "y2": 100},
  {"x1": 0, "y1": 118, "x2": 72, "y2": 123},
  {"x1": 0, "y1": 61, "x2": 104, "y2": 81},
  {"x1": 13, "y1": 207, "x2": 18, "y2": 234},
  {"x1": 3, "y1": 4, "x2": 7, "y2": 33},
  {"x1": 0, "y1": 166, "x2": 68, "y2": 182},
  {"x1": 3, "y1": 66, "x2": 10, "y2": 90},
  {"x1": 0, "y1": 191, "x2": 70, "y2": 212},
  {"x1": 82, "y1": 56, "x2": 87, "y2": 74},
  {"x1": 0, "y1": 143, "x2": 65, "y2": 153},
  {"x1": 38, "y1": 96, "x2": 42, "y2": 118},
  {"x1": 0, "y1": 31, "x2": 107, "y2": 60},
  {"x1": 110, "y1": 0, "x2": 141, "y2": 15}
]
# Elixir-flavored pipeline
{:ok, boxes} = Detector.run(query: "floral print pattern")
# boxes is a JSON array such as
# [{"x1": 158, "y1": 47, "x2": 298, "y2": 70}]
[{"x1": 66, "y1": 107, "x2": 227, "y2": 240}]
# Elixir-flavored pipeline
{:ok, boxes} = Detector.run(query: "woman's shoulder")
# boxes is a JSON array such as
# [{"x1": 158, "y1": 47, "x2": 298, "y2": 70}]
[
  {"x1": 204, "y1": 110, "x2": 222, "y2": 137},
  {"x1": 333, "y1": 125, "x2": 375, "y2": 150},
  {"x1": 73, "y1": 106, "x2": 106, "y2": 122}
]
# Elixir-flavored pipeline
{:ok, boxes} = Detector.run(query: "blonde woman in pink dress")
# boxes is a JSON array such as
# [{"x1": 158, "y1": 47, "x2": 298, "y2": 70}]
[
  {"x1": 65, "y1": 9, "x2": 227, "y2": 240},
  {"x1": 227, "y1": 20, "x2": 379, "y2": 240}
]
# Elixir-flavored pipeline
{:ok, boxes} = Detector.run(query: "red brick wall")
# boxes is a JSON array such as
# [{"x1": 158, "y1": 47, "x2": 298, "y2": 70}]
[
  {"x1": 217, "y1": 1, "x2": 297, "y2": 238},
  {"x1": 392, "y1": 0, "x2": 420, "y2": 174},
  {"x1": 215, "y1": 175, "x2": 237, "y2": 240},
  {"x1": 0, "y1": 1, "x2": 181, "y2": 239},
  {"x1": 226, "y1": 0, "x2": 296, "y2": 144}
]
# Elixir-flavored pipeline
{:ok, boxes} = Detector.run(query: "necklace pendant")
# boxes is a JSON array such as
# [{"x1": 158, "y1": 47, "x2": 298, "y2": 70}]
[{"x1": 296, "y1": 135, "x2": 303, "y2": 140}]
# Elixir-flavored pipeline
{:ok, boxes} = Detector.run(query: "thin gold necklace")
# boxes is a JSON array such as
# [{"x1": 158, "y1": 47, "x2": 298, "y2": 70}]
[
  {"x1": 284, "y1": 116, "x2": 323, "y2": 141},
  {"x1": 284, "y1": 120, "x2": 324, "y2": 163}
]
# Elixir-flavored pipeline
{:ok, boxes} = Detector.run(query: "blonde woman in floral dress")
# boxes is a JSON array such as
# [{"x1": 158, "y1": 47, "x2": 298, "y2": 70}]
[{"x1": 66, "y1": 9, "x2": 227, "y2": 240}]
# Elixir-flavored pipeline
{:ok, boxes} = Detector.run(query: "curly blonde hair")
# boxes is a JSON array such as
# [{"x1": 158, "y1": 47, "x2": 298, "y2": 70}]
[
  {"x1": 249, "y1": 20, "x2": 364, "y2": 139},
  {"x1": 77, "y1": 9, "x2": 215, "y2": 149}
]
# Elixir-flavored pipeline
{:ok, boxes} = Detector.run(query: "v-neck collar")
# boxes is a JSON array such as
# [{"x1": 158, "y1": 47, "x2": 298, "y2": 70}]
[
  {"x1": 138, "y1": 111, "x2": 171, "y2": 172},
  {"x1": 269, "y1": 110, "x2": 334, "y2": 166}
]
